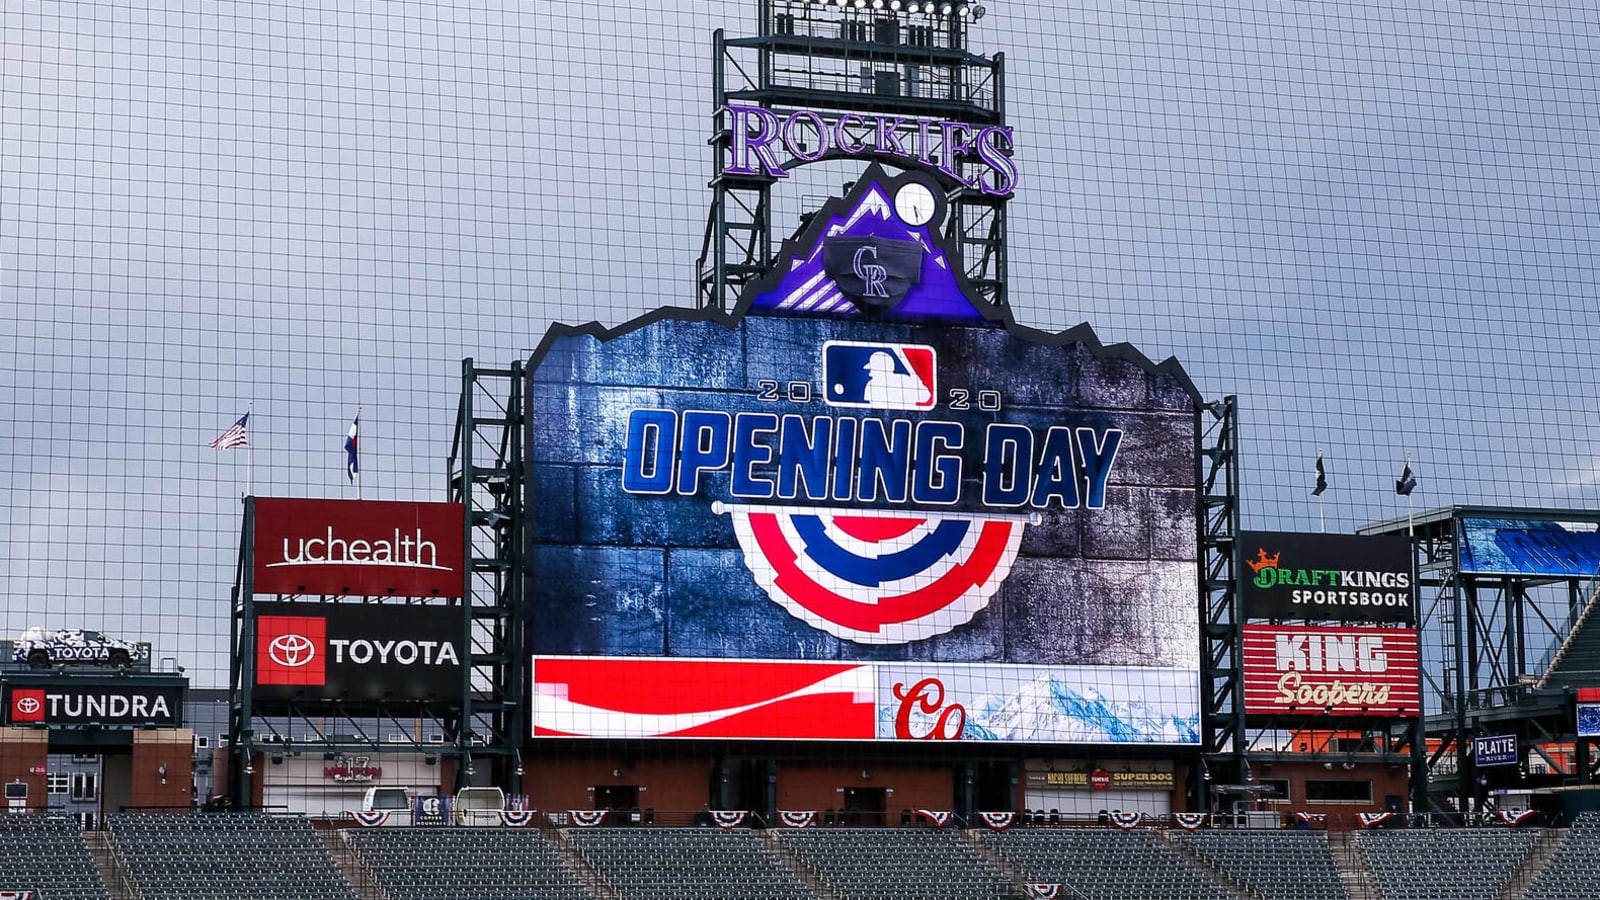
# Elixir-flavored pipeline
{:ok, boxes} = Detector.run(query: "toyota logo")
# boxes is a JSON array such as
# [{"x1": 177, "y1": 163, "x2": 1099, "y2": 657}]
[
  {"x1": 14, "y1": 697, "x2": 40, "y2": 715},
  {"x1": 268, "y1": 633, "x2": 316, "y2": 668}
]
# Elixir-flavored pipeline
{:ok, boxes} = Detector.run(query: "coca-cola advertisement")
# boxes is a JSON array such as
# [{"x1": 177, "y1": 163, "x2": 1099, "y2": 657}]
[
  {"x1": 1241, "y1": 625, "x2": 1420, "y2": 718},
  {"x1": 252, "y1": 498, "x2": 465, "y2": 598}
]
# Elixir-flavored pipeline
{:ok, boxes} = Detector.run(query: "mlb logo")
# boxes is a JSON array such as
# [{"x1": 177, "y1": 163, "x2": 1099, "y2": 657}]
[
  {"x1": 256, "y1": 615, "x2": 327, "y2": 687},
  {"x1": 823, "y1": 341, "x2": 937, "y2": 411},
  {"x1": 9, "y1": 689, "x2": 45, "y2": 724}
]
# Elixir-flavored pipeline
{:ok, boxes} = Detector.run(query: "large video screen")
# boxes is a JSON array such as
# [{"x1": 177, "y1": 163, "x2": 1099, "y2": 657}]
[
  {"x1": 1459, "y1": 517, "x2": 1600, "y2": 577},
  {"x1": 524, "y1": 170, "x2": 1202, "y2": 744}
]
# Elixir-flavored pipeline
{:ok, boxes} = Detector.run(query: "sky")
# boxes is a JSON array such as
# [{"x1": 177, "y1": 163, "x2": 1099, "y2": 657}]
[{"x1": 3, "y1": 0, "x2": 1599, "y2": 685}]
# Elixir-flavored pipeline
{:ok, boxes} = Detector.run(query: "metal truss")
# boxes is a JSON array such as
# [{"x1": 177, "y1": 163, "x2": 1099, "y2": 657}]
[
  {"x1": 697, "y1": 0, "x2": 1008, "y2": 312},
  {"x1": 1198, "y1": 395, "x2": 1243, "y2": 809},
  {"x1": 445, "y1": 358, "x2": 527, "y2": 790}
]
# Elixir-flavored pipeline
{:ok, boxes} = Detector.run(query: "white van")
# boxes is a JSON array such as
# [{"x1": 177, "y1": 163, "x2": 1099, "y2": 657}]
[
  {"x1": 454, "y1": 786, "x2": 505, "y2": 826},
  {"x1": 361, "y1": 787, "x2": 414, "y2": 826}
]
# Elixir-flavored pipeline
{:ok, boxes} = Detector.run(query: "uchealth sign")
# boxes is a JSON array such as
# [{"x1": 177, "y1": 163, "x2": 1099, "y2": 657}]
[
  {"x1": 253, "y1": 601, "x2": 464, "y2": 705},
  {"x1": 251, "y1": 498, "x2": 465, "y2": 598},
  {"x1": 1241, "y1": 625, "x2": 1420, "y2": 718},
  {"x1": 1239, "y1": 531, "x2": 1414, "y2": 624},
  {"x1": 4, "y1": 682, "x2": 184, "y2": 727}
]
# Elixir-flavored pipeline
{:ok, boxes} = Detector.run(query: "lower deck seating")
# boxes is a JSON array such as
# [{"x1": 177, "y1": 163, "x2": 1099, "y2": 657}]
[
  {"x1": 776, "y1": 827, "x2": 1013, "y2": 900},
  {"x1": 107, "y1": 812, "x2": 357, "y2": 900},
  {"x1": 0, "y1": 814, "x2": 111, "y2": 900},
  {"x1": 977, "y1": 827, "x2": 1236, "y2": 900},
  {"x1": 349, "y1": 826, "x2": 592, "y2": 900},
  {"x1": 1524, "y1": 817, "x2": 1600, "y2": 900},
  {"x1": 1356, "y1": 828, "x2": 1539, "y2": 900},
  {"x1": 1176, "y1": 830, "x2": 1348, "y2": 900},
  {"x1": 564, "y1": 827, "x2": 813, "y2": 900}
]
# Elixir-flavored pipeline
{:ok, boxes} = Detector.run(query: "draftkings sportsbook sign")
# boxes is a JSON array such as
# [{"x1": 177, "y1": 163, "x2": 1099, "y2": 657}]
[{"x1": 1240, "y1": 531, "x2": 1414, "y2": 624}]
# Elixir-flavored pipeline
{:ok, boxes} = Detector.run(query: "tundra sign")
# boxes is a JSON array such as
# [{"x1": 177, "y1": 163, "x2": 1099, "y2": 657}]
[
  {"x1": 1241, "y1": 625, "x2": 1420, "y2": 718},
  {"x1": 252, "y1": 601, "x2": 464, "y2": 707},
  {"x1": 4, "y1": 682, "x2": 184, "y2": 727}
]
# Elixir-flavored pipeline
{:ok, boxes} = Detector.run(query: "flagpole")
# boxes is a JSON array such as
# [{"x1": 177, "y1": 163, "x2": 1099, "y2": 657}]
[
  {"x1": 1406, "y1": 451, "x2": 1414, "y2": 538},
  {"x1": 247, "y1": 400, "x2": 254, "y2": 499},
  {"x1": 1318, "y1": 448, "x2": 1325, "y2": 534},
  {"x1": 356, "y1": 405, "x2": 363, "y2": 501}
]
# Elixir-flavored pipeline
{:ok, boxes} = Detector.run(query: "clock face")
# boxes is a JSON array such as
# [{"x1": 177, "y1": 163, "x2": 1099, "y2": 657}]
[{"x1": 894, "y1": 183, "x2": 937, "y2": 226}]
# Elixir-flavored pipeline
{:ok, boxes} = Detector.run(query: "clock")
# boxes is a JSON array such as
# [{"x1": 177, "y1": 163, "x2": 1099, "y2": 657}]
[{"x1": 894, "y1": 182, "x2": 938, "y2": 227}]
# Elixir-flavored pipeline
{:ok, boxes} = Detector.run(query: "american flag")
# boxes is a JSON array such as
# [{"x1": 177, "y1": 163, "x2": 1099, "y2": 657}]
[{"x1": 210, "y1": 412, "x2": 249, "y2": 450}]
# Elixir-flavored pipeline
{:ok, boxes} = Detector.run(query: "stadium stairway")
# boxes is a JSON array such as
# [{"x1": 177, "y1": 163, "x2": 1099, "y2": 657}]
[
  {"x1": 1537, "y1": 580, "x2": 1600, "y2": 690},
  {"x1": 1494, "y1": 829, "x2": 1568, "y2": 900},
  {"x1": 1153, "y1": 830, "x2": 1256, "y2": 900},
  {"x1": 322, "y1": 829, "x2": 389, "y2": 900},
  {"x1": 1326, "y1": 830, "x2": 1381, "y2": 900},
  {"x1": 757, "y1": 830, "x2": 843, "y2": 900},
  {"x1": 83, "y1": 830, "x2": 137, "y2": 900},
  {"x1": 545, "y1": 829, "x2": 625, "y2": 900}
]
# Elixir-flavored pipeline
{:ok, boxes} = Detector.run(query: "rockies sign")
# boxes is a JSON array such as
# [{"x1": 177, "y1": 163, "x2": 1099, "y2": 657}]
[{"x1": 252, "y1": 601, "x2": 464, "y2": 707}]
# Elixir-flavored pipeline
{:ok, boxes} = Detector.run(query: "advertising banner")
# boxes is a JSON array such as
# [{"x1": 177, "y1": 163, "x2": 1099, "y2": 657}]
[
  {"x1": 529, "y1": 657, "x2": 1200, "y2": 744},
  {"x1": 525, "y1": 168, "x2": 1202, "y2": 745},
  {"x1": 1239, "y1": 532, "x2": 1414, "y2": 623},
  {"x1": 252, "y1": 498, "x2": 465, "y2": 598},
  {"x1": 1579, "y1": 688, "x2": 1600, "y2": 739},
  {"x1": 1473, "y1": 734, "x2": 1518, "y2": 768},
  {"x1": 1458, "y1": 518, "x2": 1600, "y2": 577},
  {"x1": 4, "y1": 681, "x2": 184, "y2": 727},
  {"x1": 1241, "y1": 625, "x2": 1420, "y2": 718},
  {"x1": 1025, "y1": 770, "x2": 1176, "y2": 791},
  {"x1": 253, "y1": 601, "x2": 464, "y2": 705}
]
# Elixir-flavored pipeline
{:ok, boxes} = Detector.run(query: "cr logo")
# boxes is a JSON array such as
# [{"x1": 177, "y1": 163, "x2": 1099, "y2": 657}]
[
  {"x1": 892, "y1": 677, "x2": 966, "y2": 740},
  {"x1": 267, "y1": 633, "x2": 316, "y2": 668},
  {"x1": 852, "y1": 246, "x2": 890, "y2": 298}
]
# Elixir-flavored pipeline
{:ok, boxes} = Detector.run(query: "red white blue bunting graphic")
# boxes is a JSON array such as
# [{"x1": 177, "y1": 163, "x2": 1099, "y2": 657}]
[
  {"x1": 721, "y1": 504, "x2": 1026, "y2": 644},
  {"x1": 1293, "y1": 812, "x2": 1326, "y2": 828},
  {"x1": 779, "y1": 809, "x2": 818, "y2": 828},
  {"x1": 711, "y1": 810, "x2": 750, "y2": 830},
  {"x1": 1109, "y1": 810, "x2": 1144, "y2": 831},
  {"x1": 498, "y1": 810, "x2": 537, "y2": 827},
  {"x1": 347, "y1": 810, "x2": 389, "y2": 828},
  {"x1": 569, "y1": 809, "x2": 608, "y2": 827},
  {"x1": 1173, "y1": 812, "x2": 1207, "y2": 832},
  {"x1": 1497, "y1": 809, "x2": 1537, "y2": 827},
  {"x1": 977, "y1": 811, "x2": 1016, "y2": 831},
  {"x1": 914, "y1": 809, "x2": 954, "y2": 828},
  {"x1": 1357, "y1": 812, "x2": 1395, "y2": 828},
  {"x1": 1025, "y1": 884, "x2": 1062, "y2": 900}
]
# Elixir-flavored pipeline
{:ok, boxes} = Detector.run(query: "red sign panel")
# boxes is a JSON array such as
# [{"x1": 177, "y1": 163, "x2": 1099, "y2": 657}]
[
  {"x1": 256, "y1": 615, "x2": 328, "y2": 686},
  {"x1": 252, "y1": 498, "x2": 465, "y2": 597},
  {"x1": 531, "y1": 657, "x2": 875, "y2": 740},
  {"x1": 9, "y1": 689, "x2": 45, "y2": 724},
  {"x1": 1242, "y1": 625, "x2": 1420, "y2": 718}
]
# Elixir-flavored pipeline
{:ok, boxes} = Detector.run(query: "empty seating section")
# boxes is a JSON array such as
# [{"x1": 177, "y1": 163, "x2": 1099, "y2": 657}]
[
  {"x1": 1356, "y1": 828, "x2": 1538, "y2": 900},
  {"x1": 1524, "y1": 814, "x2": 1600, "y2": 900},
  {"x1": 349, "y1": 827, "x2": 592, "y2": 900},
  {"x1": 776, "y1": 827, "x2": 1012, "y2": 900},
  {"x1": 1176, "y1": 830, "x2": 1348, "y2": 900},
  {"x1": 564, "y1": 827, "x2": 812, "y2": 900},
  {"x1": 107, "y1": 812, "x2": 357, "y2": 900},
  {"x1": 0, "y1": 814, "x2": 110, "y2": 900},
  {"x1": 978, "y1": 827, "x2": 1235, "y2": 900}
]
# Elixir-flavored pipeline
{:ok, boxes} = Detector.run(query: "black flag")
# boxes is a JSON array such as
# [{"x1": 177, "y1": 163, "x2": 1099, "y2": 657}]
[
  {"x1": 1312, "y1": 454, "x2": 1327, "y2": 496},
  {"x1": 1396, "y1": 461, "x2": 1418, "y2": 496}
]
